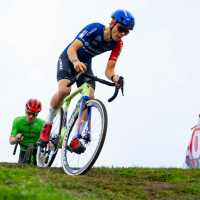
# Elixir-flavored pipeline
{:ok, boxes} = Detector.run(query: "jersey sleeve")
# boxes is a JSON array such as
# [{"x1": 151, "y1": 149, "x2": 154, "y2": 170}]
[
  {"x1": 109, "y1": 39, "x2": 123, "y2": 62},
  {"x1": 10, "y1": 117, "x2": 21, "y2": 137},
  {"x1": 77, "y1": 23, "x2": 99, "y2": 44}
]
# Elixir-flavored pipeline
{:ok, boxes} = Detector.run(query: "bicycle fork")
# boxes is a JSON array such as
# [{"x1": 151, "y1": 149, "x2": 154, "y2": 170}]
[{"x1": 76, "y1": 96, "x2": 91, "y2": 142}]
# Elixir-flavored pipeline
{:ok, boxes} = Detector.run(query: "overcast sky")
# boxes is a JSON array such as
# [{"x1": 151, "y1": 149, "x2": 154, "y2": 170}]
[{"x1": 1, "y1": 0, "x2": 200, "y2": 168}]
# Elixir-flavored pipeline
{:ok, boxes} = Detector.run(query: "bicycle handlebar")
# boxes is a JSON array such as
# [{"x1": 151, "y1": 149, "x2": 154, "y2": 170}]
[
  {"x1": 13, "y1": 133, "x2": 39, "y2": 155},
  {"x1": 13, "y1": 133, "x2": 24, "y2": 155},
  {"x1": 67, "y1": 72, "x2": 124, "y2": 102}
]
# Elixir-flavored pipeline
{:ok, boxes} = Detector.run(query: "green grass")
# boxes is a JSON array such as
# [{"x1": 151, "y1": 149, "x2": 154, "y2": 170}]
[{"x1": 0, "y1": 163, "x2": 200, "y2": 199}]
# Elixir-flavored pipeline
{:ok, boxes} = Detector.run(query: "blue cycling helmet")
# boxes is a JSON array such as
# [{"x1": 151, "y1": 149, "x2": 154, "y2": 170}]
[{"x1": 111, "y1": 9, "x2": 135, "y2": 30}]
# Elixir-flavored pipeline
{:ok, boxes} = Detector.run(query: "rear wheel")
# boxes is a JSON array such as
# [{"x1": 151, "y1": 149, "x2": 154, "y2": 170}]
[
  {"x1": 22, "y1": 143, "x2": 34, "y2": 164},
  {"x1": 37, "y1": 107, "x2": 64, "y2": 167},
  {"x1": 61, "y1": 99, "x2": 107, "y2": 175}
]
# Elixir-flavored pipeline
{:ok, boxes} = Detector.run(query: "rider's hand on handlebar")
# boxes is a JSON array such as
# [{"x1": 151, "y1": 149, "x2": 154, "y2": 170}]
[
  {"x1": 73, "y1": 61, "x2": 87, "y2": 73},
  {"x1": 113, "y1": 76, "x2": 125, "y2": 89},
  {"x1": 16, "y1": 133, "x2": 24, "y2": 142}
]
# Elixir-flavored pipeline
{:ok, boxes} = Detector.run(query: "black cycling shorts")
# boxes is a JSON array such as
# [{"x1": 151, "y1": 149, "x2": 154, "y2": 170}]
[{"x1": 57, "y1": 52, "x2": 95, "y2": 90}]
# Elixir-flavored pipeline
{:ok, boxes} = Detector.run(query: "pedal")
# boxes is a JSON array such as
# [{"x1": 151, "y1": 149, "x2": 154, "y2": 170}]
[{"x1": 49, "y1": 134, "x2": 60, "y2": 146}]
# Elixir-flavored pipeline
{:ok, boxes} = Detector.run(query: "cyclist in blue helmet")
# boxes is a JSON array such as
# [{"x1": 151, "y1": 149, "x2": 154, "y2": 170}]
[
  {"x1": 110, "y1": 9, "x2": 135, "y2": 39},
  {"x1": 38, "y1": 9, "x2": 135, "y2": 151}
]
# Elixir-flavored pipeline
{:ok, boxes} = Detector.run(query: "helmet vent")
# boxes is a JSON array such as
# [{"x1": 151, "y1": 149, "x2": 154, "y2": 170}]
[
  {"x1": 129, "y1": 18, "x2": 134, "y2": 29},
  {"x1": 120, "y1": 17, "x2": 125, "y2": 22},
  {"x1": 34, "y1": 99, "x2": 37, "y2": 108}
]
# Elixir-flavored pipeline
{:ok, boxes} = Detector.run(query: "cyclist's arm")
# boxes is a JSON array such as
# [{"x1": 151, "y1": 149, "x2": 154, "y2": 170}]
[
  {"x1": 10, "y1": 117, "x2": 23, "y2": 144},
  {"x1": 67, "y1": 39, "x2": 83, "y2": 61},
  {"x1": 10, "y1": 134, "x2": 24, "y2": 145},
  {"x1": 67, "y1": 23, "x2": 99, "y2": 73},
  {"x1": 105, "y1": 39, "x2": 124, "y2": 88},
  {"x1": 67, "y1": 39, "x2": 87, "y2": 73},
  {"x1": 105, "y1": 60, "x2": 117, "y2": 81},
  {"x1": 10, "y1": 136, "x2": 16, "y2": 145}
]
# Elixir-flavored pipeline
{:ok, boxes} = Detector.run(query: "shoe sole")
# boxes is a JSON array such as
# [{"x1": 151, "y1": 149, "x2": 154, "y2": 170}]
[{"x1": 73, "y1": 145, "x2": 86, "y2": 154}]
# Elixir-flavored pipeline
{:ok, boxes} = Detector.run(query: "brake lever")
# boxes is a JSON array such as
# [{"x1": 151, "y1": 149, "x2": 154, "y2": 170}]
[
  {"x1": 121, "y1": 85, "x2": 124, "y2": 96},
  {"x1": 118, "y1": 76, "x2": 124, "y2": 96}
]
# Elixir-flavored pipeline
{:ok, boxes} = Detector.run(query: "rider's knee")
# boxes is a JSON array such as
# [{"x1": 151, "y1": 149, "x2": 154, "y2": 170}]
[{"x1": 58, "y1": 88, "x2": 70, "y2": 100}]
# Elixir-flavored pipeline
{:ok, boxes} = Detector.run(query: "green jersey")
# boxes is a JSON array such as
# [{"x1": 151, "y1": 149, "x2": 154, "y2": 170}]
[{"x1": 11, "y1": 116, "x2": 44, "y2": 151}]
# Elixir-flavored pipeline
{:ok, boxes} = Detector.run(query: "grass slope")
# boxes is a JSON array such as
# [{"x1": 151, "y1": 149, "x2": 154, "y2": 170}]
[{"x1": 0, "y1": 163, "x2": 200, "y2": 200}]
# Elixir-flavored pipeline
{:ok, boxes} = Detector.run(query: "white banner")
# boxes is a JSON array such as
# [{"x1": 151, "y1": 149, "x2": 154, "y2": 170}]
[{"x1": 182, "y1": 125, "x2": 200, "y2": 168}]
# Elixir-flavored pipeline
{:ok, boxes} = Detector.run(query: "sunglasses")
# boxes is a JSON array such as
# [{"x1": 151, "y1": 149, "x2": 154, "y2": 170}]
[
  {"x1": 26, "y1": 111, "x2": 38, "y2": 117},
  {"x1": 112, "y1": 21, "x2": 129, "y2": 35}
]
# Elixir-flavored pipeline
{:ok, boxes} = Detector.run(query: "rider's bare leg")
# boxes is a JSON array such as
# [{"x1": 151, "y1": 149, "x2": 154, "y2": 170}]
[
  {"x1": 45, "y1": 79, "x2": 71, "y2": 124},
  {"x1": 51, "y1": 79, "x2": 71, "y2": 109}
]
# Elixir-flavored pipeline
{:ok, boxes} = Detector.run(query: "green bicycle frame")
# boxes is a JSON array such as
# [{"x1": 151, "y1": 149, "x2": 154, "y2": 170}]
[{"x1": 57, "y1": 82, "x2": 91, "y2": 148}]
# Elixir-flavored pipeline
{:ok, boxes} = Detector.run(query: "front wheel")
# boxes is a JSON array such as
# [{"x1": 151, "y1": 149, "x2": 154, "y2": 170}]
[
  {"x1": 61, "y1": 99, "x2": 108, "y2": 175},
  {"x1": 37, "y1": 107, "x2": 64, "y2": 167},
  {"x1": 22, "y1": 143, "x2": 34, "y2": 164}
]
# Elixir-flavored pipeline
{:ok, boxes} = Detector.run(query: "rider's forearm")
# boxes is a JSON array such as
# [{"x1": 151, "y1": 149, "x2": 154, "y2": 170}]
[
  {"x1": 67, "y1": 46, "x2": 79, "y2": 63},
  {"x1": 105, "y1": 68, "x2": 115, "y2": 80},
  {"x1": 105, "y1": 69, "x2": 120, "y2": 84},
  {"x1": 9, "y1": 137, "x2": 16, "y2": 145},
  {"x1": 105, "y1": 60, "x2": 116, "y2": 80},
  {"x1": 67, "y1": 39, "x2": 83, "y2": 63}
]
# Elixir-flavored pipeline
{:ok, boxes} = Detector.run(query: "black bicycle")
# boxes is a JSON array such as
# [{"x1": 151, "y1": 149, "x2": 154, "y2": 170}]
[{"x1": 13, "y1": 133, "x2": 57, "y2": 166}]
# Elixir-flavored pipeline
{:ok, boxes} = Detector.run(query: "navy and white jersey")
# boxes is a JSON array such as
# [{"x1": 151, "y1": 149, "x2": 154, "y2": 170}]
[{"x1": 63, "y1": 23, "x2": 123, "y2": 64}]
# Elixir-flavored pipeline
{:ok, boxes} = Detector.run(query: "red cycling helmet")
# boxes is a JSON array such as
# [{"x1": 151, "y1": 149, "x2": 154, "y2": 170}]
[{"x1": 26, "y1": 98, "x2": 42, "y2": 113}]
